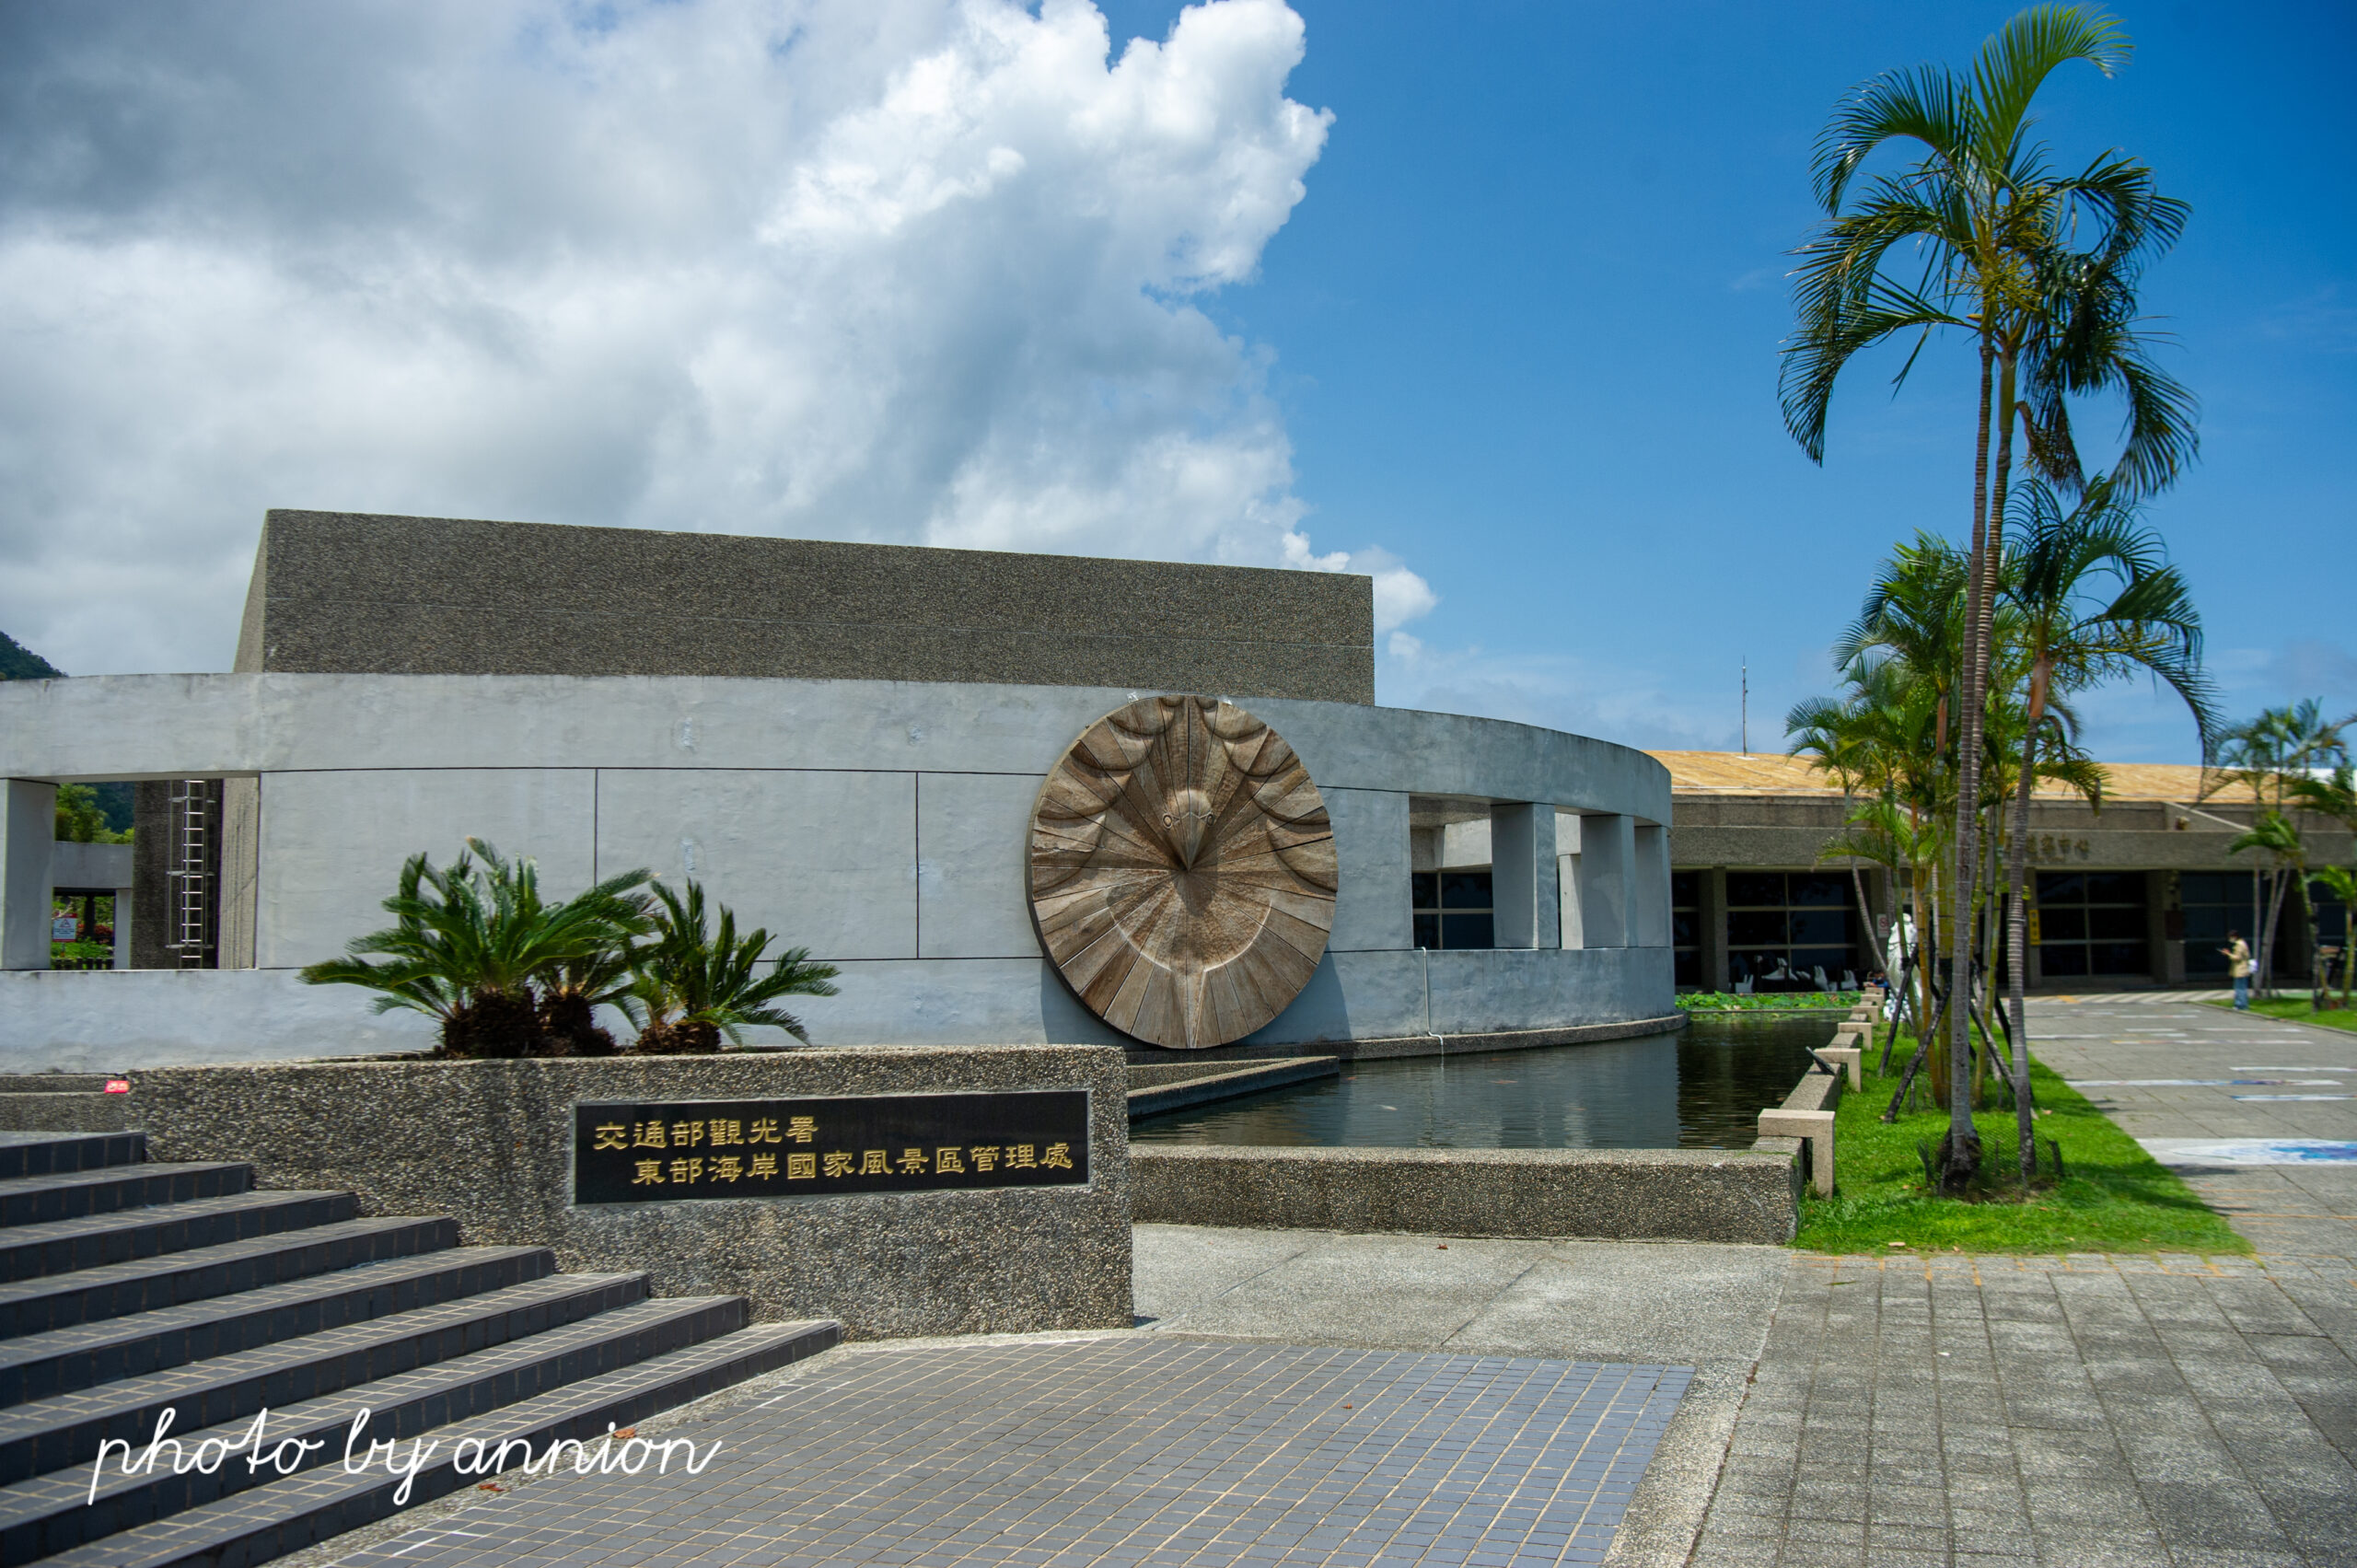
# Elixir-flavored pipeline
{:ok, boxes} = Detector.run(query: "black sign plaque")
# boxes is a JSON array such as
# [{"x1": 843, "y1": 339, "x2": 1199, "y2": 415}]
[{"x1": 573, "y1": 1091, "x2": 1090, "y2": 1205}]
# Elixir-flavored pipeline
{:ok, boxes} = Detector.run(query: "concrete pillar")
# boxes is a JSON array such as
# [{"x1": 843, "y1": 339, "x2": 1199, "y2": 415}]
[
  {"x1": 1576, "y1": 813, "x2": 1633, "y2": 947},
  {"x1": 1489, "y1": 802, "x2": 1559, "y2": 950},
  {"x1": 1631, "y1": 823, "x2": 1668, "y2": 947},
  {"x1": 2, "y1": 780, "x2": 58, "y2": 970},
  {"x1": 1701, "y1": 866, "x2": 1730, "y2": 990},
  {"x1": 112, "y1": 885, "x2": 133, "y2": 970},
  {"x1": 1554, "y1": 811, "x2": 1581, "y2": 949}
]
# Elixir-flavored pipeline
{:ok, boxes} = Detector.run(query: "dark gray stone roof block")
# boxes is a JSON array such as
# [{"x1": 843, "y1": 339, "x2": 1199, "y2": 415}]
[{"x1": 235, "y1": 510, "x2": 1376, "y2": 703}]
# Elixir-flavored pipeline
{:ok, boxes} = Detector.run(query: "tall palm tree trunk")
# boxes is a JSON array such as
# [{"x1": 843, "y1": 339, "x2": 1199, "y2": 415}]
[
  {"x1": 1943, "y1": 342, "x2": 2007, "y2": 1189},
  {"x1": 2004, "y1": 721, "x2": 2041, "y2": 1185}
]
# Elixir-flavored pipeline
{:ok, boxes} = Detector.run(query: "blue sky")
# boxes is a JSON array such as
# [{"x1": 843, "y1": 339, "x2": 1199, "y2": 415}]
[
  {"x1": 3, "y1": 0, "x2": 2348, "y2": 766},
  {"x1": 1106, "y1": 0, "x2": 2356, "y2": 761}
]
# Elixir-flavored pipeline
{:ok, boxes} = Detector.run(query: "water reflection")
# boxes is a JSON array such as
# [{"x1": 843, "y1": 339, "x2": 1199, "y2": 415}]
[{"x1": 1128, "y1": 1015, "x2": 1832, "y2": 1150}]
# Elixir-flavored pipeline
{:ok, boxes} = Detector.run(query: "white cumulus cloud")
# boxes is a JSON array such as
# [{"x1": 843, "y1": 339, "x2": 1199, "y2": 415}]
[{"x1": 0, "y1": 0, "x2": 1431, "y2": 675}]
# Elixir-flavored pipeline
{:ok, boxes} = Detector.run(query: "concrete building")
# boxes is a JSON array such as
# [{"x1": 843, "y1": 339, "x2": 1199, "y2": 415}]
[
  {"x1": 0, "y1": 511, "x2": 1677, "y2": 1066},
  {"x1": 1655, "y1": 750, "x2": 2351, "y2": 993}
]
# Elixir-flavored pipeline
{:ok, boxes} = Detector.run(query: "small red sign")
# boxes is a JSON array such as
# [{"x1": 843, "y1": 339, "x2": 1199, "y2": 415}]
[{"x1": 103, "y1": 1079, "x2": 130, "y2": 1094}]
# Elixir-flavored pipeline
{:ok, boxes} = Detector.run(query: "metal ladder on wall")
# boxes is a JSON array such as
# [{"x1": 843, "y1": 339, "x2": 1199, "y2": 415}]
[{"x1": 168, "y1": 778, "x2": 213, "y2": 967}]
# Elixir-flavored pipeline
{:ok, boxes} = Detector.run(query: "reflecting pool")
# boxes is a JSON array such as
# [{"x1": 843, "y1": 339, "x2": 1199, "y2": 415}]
[{"x1": 1128, "y1": 1013, "x2": 1837, "y2": 1151}]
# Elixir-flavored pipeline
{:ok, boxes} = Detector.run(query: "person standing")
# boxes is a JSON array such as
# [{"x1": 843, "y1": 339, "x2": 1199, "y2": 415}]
[{"x1": 2223, "y1": 930, "x2": 2253, "y2": 1010}]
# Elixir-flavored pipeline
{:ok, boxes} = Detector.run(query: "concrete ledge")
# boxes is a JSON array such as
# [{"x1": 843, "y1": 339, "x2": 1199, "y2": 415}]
[
  {"x1": 1820, "y1": 1048, "x2": 1862, "y2": 1090},
  {"x1": 1129, "y1": 1144, "x2": 1797, "y2": 1244},
  {"x1": 0, "y1": 1093, "x2": 136, "y2": 1132},
  {"x1": 1759, "y1": 1109, "x2": 1835, "y2": 1197},
  {"x1": 116, "y1": 1046, "x2": 1133, "y2": 1339},
  {"x1": 1124, "y1": 1012, "x2": 1687, "y2": 1066},
  {"x1": 1127, "y1": 1058, "x2": 1339, "y2": 1119}
]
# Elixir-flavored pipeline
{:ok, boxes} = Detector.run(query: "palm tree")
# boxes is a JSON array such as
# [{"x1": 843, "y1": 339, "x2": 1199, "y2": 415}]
[
  {"x1": 629, "y1": 880, "x2": 842, "y2": 1054},
  {"x1": 1783, "y1": 6, "x2": 2197, "y2": 1191},
  {"x1": 2212, "y1": 703, "x2": 2347, "y2": 993},
  {"x1": 2307, "y1": 861, "x2": 2357, "y2": 1010},
  {"x1": 1995, "y1": 478, "x2": 2212, "y2": 1182},
  {"x1": 301, "y1": 842, "x2": 653, "y2": 1058}
]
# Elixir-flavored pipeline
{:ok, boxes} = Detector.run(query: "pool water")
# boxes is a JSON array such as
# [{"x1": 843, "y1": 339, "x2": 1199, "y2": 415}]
[{"x1": 1128, "y1": 1014, "x2": 1835, "y2": 1151}]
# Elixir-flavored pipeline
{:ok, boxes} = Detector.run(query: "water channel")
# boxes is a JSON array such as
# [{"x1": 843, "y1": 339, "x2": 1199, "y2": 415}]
[{"x1": 1128, "y1": 1012, "x2": 1839, "y2": 1151}]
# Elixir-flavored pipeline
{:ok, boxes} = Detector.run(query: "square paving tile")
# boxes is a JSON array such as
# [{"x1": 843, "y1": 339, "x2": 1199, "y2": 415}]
[{"x1": 331, "y1": 1339, "x2": 1689, "y2": 1568}]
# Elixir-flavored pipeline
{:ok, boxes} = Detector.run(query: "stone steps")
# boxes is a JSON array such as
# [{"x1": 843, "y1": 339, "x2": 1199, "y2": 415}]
[
  {"x1": 0, "y1": 1165, "x2": 251, "y2": 1230},
  {"x1": 0, "y1": 1246, "x2": 556, "y2": 1407},
  {"x1": 0, "y1": 1218, "x2": 460, "y2": 1341},
  {"x1": 0, "y1": 1129, "x2": 842, "y2": 1564}
]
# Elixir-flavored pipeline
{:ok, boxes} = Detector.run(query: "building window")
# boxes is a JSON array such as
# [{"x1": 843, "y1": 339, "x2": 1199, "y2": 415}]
[
  {"x1": 2181, "y1": 871, "x2": 2294, "y2": 978},
  {"x1": 2036, "y1": 871, "x2": 2148, "y2": 978},
  {"x1": 1725, "y1": 870, "x2": 1855, "y2": 990},
  {"x1": 1671, "y1": 870, "x2": 1701, "y2": 987},
  {"x1": 1412, "y1": 871, "x2": 1493, "y2": 949}
]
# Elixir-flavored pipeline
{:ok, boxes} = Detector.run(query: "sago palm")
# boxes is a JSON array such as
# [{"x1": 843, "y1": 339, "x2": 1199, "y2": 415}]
[
  {"x1": 629, "y1": 879, "x2": 842, "y2": 1054},
  {"x1": 301, "y1": 841, "x2": 653, "y2": 1058},
  {"x1": 1783, "y1": 5, "x2": 2196, "y2": 1191}
]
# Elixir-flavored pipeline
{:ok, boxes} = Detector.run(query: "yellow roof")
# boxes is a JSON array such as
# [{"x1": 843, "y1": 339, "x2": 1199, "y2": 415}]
[{"x1": 1646, "y1": 750, "x2": 2258, "y2": 805}]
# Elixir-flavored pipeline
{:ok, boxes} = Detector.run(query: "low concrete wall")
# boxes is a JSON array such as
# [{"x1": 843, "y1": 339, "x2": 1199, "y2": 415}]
[
  {"x1": 117, "y1": 1045, "x2": 1132, "y2": 1340},
  {"x1": 1129, "y1": 1144, "x2": 1797, "y2": 1244},
  {"x1": 1126, "y1": 1058, "x2": 1338, "y2": 1118},
  {"x1": 1127, "y1": 1012, "x2": 1687, "y2": 1066}
]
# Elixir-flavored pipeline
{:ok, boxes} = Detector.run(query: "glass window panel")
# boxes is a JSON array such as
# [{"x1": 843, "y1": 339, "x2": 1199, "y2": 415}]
[
  {"x1": 1672, "y1": 910, "x2": 1698, "y2": 947},
  {"x1": 1413, "y1": 912, "x2": 1439, "y2": 949},
  {"x1": 2178, "y1": 873, "x2": 2224, "y2": 904},
  {"x1": 2037, "y1": 872, "x2": 2086, "y2": 902},
  {"x1": 1671, "y1": 871, "x2": 1701, "y2": 907},
  {"x1": 1443, "y1": 912, "x2": 1494, "y2": 949},
  {"x1": 1674, "y1": 949, "x2": 1701, "y2": 986},
  {"x1": 2181, "y1": 907, "x2": 2231, "y2": 941},
  {"x1": 2091, "y1": 907, "x2": 2147, "y2": 941},
  {"x1": 1412, "y1": 872, "x2": 1438, "y2": 909},
  {"x1": 2040, "y1": 908, "x2": 2087, "y2": 942},
  {"x1": 1726, "y1": 872, "x2": 1785, "y2": 907},
  {"x1": 1788, "y1": 910, "x2": 1849, "y2": 946},
  {"x1": 2186, "y1": 944, "x2": 2231, "y2": 976},
  {"x1": 2092, "y1": 942, "x2": 2149, "y2": 974},
  {"x1": 1440, "y1": 871, "x2": 1492, "y2": 910},
  {"x1": 1729, "y1": 911, "x2": 1786, "y2": 946},
  {"x1": 2084, "y1": 872, "x2": 2145, "y2": 905},
  {"x1": 1791, "y1": 948, "x2": 1850, "y2": 975},
  {"x1": 1788, "y1": 874, "x2": 1849, "y2": 907},
  {"x1": 2319, "y1": 905, "x2": 2349, "y2": 945},
  {"x1": 2041, "y1": 947, "x2": 2090, "y2": 977}
]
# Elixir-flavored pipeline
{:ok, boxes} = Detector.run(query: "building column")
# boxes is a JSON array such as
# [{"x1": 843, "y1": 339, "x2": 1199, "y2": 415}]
[
  {"x1": 1490, "y1": 801, "x2": 1559, "y2": 950},
  {"x1": 111, "y1": 884, "x2": 134, "y2": 970},
  {"x1": 1576, "y1": 814, "x2": 1633, "y2": 947},
  {"x1": 2, "y1": 780, "x2": 58, "y2": 970},
  {"x1": 1631, "y1": 823, "x2": 1668, "y2": 947},
  {"x1": 1701, "y1": 866, "x2": 1730, "y2": 989}
]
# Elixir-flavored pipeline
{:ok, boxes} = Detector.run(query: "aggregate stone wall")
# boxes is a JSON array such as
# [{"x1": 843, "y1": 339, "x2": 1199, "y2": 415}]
[
  {"x1": 236, "y1": 510, "x2": 1376, "y2": 704},
  {"x1": 128, "y1": 1045, "x2": 1131, "y2": 1340},
  {"x1": 1128, "y1": 1144, "x2": 1798, "y2": 1244}
]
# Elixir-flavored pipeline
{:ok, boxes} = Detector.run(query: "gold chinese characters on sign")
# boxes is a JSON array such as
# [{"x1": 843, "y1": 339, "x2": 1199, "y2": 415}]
[{"x1": 1028, "y1": 695, "x2": 1337, "y2": 1050}]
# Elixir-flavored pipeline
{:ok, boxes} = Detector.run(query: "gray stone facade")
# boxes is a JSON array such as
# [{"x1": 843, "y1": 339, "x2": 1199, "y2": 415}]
[
  {"x1": 233, "y1": 510, "x2": 1376, "y2": 704},
  {"x1": 123, "y1": 1046, "x2": 1132, "y2": 1340}
]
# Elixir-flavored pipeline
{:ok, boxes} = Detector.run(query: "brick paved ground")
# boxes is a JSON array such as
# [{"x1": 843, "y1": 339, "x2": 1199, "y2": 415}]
[
  {"x1": 307, "y1": 997, "x2": 2356, "y2": 1568},
  {"x1": 1678, "y1": 996, "x2": 2357, "y2": 1568},
  {"x1": 327, "y1": 1338, "x2": 1688, "y2": 1568}
]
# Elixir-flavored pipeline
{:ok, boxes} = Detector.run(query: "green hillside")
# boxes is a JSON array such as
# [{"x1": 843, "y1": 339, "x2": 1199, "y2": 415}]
[{"x1": 0, "y1": 630, "x2": 63, "y2": 681}]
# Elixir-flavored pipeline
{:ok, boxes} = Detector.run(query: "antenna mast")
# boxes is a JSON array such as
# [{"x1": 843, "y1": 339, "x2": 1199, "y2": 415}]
[{"x1": 1740, "y1": 656, "x2": 1748, "y2": 755}]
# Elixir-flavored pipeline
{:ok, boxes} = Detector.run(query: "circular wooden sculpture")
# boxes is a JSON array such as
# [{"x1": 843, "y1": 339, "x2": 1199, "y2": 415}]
[{"x1": 1028, "y1": 696, "x2": 1338, "y2": 1050}]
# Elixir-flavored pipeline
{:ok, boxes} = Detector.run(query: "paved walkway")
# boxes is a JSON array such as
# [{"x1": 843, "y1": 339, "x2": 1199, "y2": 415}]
[
  {"x1": 1677, "y1": 995, "x2": 2357, "y2": 1568},
  {"x1": 301, "y1": 997, "x2": 2356, "y2": 1568}
]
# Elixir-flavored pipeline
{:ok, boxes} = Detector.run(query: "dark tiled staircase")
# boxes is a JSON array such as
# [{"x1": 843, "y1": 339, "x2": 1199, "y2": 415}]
[{"x1": 0, "y1": 1130, "x2": 839, "y2": 1566}]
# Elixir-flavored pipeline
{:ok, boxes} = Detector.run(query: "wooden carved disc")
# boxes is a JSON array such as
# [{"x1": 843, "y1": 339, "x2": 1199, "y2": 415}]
[{"x1": 1028, "y1": 696, "x2": 1338, "y2": 1050}]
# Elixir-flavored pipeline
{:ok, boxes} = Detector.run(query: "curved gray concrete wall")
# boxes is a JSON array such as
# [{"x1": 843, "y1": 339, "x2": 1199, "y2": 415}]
[{"x1": 0, "y1": 674, "x2": 1674, "y2": 1064}]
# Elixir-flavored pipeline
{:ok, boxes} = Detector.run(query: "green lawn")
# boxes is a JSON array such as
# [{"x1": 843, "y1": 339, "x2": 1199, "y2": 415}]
[
  {"x1": 1678, "y1": 991, "x2": 1852, "y2": 1014},
  {"x1": 2197, "y1": 995, "x2": 2357, "y2": 1033},
  {"x1": 1794, "y1": 1036, "x2": 2250, "y2": 1256}
]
